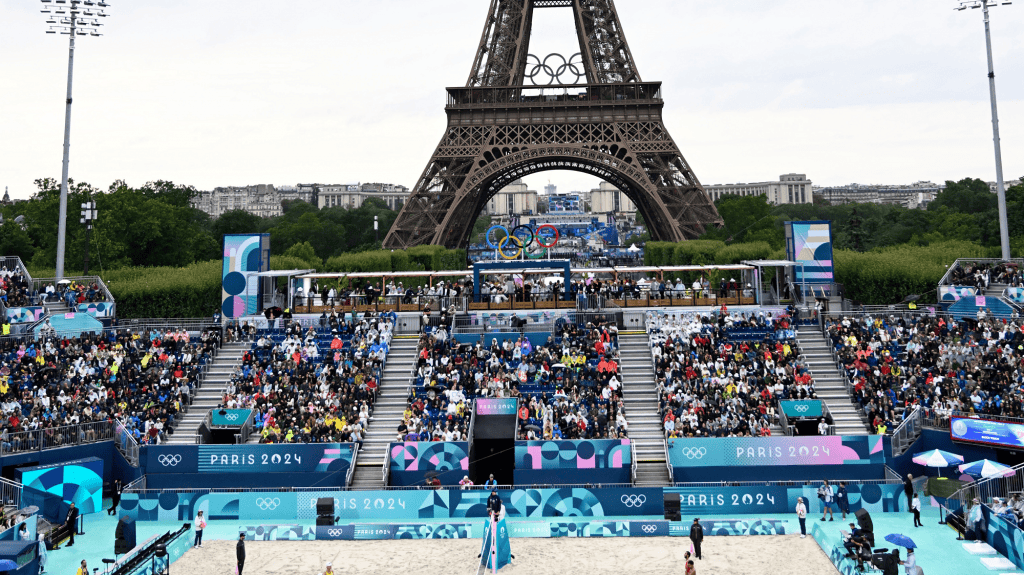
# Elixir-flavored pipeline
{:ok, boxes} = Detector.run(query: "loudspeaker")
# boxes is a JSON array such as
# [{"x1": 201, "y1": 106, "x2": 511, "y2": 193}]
[
  {"x1": 317, "y1": 497, "x2": 334, "y2": 517},
  {"x1": 114, "y1": 516, "x2": 136, "y2": 554},
  {"x1": 316, "y1": 515, "x2": 334, "y2": 526},
  {"x1": 855, "y1": 508, "x2": 873, "y2": 533},
  {"x1": 664, "y1": 493, "x2": 681, "y2": 521},
  {"x1": 869, "y1": 552, "x2": 895, "y2": 571}
]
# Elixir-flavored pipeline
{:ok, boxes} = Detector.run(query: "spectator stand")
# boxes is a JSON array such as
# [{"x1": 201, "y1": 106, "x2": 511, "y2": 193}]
[
  {"x1": 0, "y1": 324, "x2": 222, "y2": 451},
  {"x1": 819, "y1": 310, "x2": 1024, "y2": 442},
  {"x1": 0, "y1": 256, "x2": 33, "y2": 324},
  {"x1": 231, "y1": 311, "x2": 396, "y2": 446},
  {"x1": 938, "y1": 258, "x2": 1024, "y2": 319},
  {"x1": 649, "y1": 308, "x2": 805, "y2": 440},
  {"x1": 407, "y1": 309, "x2": 628, "y2": 454}
]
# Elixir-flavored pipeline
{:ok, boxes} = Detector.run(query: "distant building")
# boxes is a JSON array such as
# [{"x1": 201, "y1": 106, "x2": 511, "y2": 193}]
[
  {"x1": 318, "y1": 183, "x2": 409, "y2": 211},
  {"x1": 589, "y1": 181, "x2": 636, "y2": 215},
  {"x1": 191, "y1": 184, "x2": 318, "y2": 218},
  {"x1": 988, "y1": 179, "x2": 1022, "y2": 193},
  {"x1": 0, "y1": 187, "x2": 10, "y2": 206},
  {"x1": 704, "y1": 173, "x2": 813, "y2": 205},
  {"x1": 816, "y1": 181, "x2": 942, "y2": 209},
  {"x1": 485, "y1": 180, "x2": 538, "y2": 216},
  {"x1": 544, "y1": 183, "x2": 557, "y2": 196}
]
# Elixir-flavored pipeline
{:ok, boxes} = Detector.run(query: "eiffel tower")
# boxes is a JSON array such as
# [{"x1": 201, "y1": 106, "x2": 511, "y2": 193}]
[{"x1": 383, "y1": 0, "x2": 722, "y2": 250}]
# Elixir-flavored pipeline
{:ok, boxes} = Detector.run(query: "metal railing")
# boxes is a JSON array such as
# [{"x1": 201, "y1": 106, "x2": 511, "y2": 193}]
[
  {"x1": 0, "y1": 478, "x2": 22, "y2": 510},
  {"x1": 114, "y1": 419, "x2": 140, "y2": 465},
  {"x1": 0, "y1": 420, "x2": 114, "y2": 455},
  {"x1": 234, "y1": 409, "x2": 256, "y2": 444},
  {"x1": 380, "y1": 444, "x2": 391, "y2": 485},
  {"x1": 120, "y1": 318, "x2": 219, "y2": 334},
  {"x1": 950, "y1": 461, "x2": 1024, "y2": 512},
  {"x1": 673, "y1": 478, "x2": 901, "y2": 487},
  {"x1": 891, "y1": 406, "x2": 923, "y2": 456},
  {"x1": 884, "y1": 465, "x2": 903, "y2": 483},
  {"x1": 123, "y1": 476, "x2": 147, "y2": 494},
  {"x1": 119, "y1": 482, "x2": 640, "y2": 495},
  {"x1": 346, "y1": 446, "x2": 359, "y2": 488}
]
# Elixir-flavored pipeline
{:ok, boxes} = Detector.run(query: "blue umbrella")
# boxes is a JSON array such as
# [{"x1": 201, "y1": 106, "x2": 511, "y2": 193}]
[
  {"x1": 959, "y1": 459, "x2": 1015, "y2": 479},
  {"x1": 0, "y1": 559, "x2": 16, "y2": 570},
  {"x1": 884, "y1": 533, "x2": 917, "y2": 549},
  {"x1": 912, "y1": 449, "x2": 964, "y2": 477}
]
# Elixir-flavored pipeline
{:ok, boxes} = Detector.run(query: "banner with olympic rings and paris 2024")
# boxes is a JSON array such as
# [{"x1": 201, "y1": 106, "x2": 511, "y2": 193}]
[
  {"x1": 141, "y1": 444, "x2": 354, "y2": 475},
  {"x1": 668, "y1": 435, "x2": 888, "y2": 476},
  {"x1": 485, "y1": 224, "x2": 560, "y2": 260}
]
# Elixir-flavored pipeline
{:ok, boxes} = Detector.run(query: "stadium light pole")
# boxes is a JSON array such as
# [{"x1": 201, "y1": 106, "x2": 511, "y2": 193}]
[
  {"x1": 40, "y1": 0, "x2": 110, "y2": 280},
  {"x1": 955, "y1": 0, "x2": 1013, "y2": 260}
]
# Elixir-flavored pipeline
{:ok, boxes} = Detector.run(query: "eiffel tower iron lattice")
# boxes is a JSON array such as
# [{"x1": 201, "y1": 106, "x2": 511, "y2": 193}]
[{"x1": 383, "y1": 0, "x2": 723, "y2": 250}]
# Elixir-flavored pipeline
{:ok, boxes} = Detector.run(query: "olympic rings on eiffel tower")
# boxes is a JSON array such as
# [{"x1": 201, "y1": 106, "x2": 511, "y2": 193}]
[{"x1": 486, "y1": 224, "x2": 561, "y2": 252}]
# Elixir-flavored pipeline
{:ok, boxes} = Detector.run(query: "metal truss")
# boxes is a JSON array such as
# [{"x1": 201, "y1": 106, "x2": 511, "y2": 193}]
[{"x1": 384, "y1": 0, "x2": 721, "y2": 250}]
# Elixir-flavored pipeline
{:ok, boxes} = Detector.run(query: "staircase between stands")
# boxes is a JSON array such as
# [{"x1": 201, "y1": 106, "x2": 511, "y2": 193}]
[
  {"x1": 795, "y1": 325, "x2": 868, "y2": 435},
  {"x1": 349, "y1": 336, "x2": 420, "y2": 490},
  {"x1": 166, "y1": 341, "x2": 250, "y2": 445},
  {"x1": 618, "y1": 333, "x2": 672, "y2": 487}
]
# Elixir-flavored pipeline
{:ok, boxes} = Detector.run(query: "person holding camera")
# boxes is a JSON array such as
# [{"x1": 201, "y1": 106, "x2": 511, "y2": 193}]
[{"x1": 819, "y1": 479, "x2": 835, "y2": 521}]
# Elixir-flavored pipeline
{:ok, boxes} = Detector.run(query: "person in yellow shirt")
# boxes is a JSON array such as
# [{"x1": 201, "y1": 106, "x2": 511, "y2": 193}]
[{"x1": 77, "y1": 560, "x2": 89, "y2": 575}]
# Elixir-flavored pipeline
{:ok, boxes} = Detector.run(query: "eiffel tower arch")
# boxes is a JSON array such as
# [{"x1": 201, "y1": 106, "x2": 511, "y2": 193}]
[{"x1": 383, "y1": 0, "x2": 723, "y2": 250}]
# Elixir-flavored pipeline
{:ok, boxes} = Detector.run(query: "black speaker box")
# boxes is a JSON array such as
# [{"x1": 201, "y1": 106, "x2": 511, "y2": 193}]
[
  {"x1": 317, "y1": 497, "x2": 334, "y2": 516},
  {"x1": 316, "y1": 515, "x2": 334, "y2": 526}
]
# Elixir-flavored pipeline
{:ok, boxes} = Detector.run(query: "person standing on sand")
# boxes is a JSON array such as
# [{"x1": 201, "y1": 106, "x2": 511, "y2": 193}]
[
  {"x1": 689, "y1": 518, "x2": 704, "y2": 560},
  {"x1": 796, "y1": 497, "x2": 808, "y2": 538},
  {"x1": 237, "y1": 532, "x2": 246, "y2": 575}
]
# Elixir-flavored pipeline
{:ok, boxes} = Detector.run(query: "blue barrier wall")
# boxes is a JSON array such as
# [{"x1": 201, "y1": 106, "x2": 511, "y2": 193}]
[
  {"x1": 452, "y1": 332, "x2": 550, "y2": 348},
  {"x1": 981, "y1": 505, "x2": 1024, "y2": 571},
  {"x1": 140, "y1": 444, "x2": 353, "y2": 488},
  {"x1": 389, "y1": 442, "x2": 469, "y2": 486},
  {"x1": 514, "y1": 440, "x2": 631, "y2": 485},
  {"x1": 669, "y1": 435, "x2": 888, "y2": 482},
  {"x1": 665, "y1": 483, "x2": 904, "y2": 516},
  {"x1": 18, "y1": 457, "x2": 104, "y2": 515},
  {"x1": 118, "y1": 486, "x2": 667, "y2": 523}
]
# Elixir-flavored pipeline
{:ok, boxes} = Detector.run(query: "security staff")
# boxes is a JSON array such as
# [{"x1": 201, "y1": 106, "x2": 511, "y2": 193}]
[{"x1": 689, "y1": 517, "x2": 704, "y2": 559}]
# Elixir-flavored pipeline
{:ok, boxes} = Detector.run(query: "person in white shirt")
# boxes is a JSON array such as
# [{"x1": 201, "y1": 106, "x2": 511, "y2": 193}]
[
  {"x1": 911, "y1": 492, "x2": 922, "y2": 527},
  {"x1": 795, "y1": 497, "x2": 807, "y2": 538},
  {"x1": 820, "y1": 480, "x2": 835, "y2": 521}
]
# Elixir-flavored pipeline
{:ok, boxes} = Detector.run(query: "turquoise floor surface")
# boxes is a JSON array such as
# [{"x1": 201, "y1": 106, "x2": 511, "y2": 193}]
[{"x1": 46, "y1": 502, "x2": 1008, "y2": 575}]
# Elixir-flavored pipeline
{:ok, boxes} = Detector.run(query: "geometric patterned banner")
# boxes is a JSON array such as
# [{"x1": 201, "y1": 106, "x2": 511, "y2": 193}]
[
  {"x1": 389, "y1": 442, "x2": 469, "y2": 472},
  {"x1": 514, "y1": 440, "x2": 631, "y2": 470}
]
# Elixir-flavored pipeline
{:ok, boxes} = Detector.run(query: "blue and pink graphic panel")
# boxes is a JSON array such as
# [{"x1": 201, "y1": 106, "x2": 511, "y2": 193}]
[
  {"x1": 389, "y1": 442, "x2": 469, "y2": 486},
  {"x1": 786, "y1": 220, "x2": 834, "y2": 285},
  {"x1": 476, "y1": 398, "x2": 519, "y2": 415},
  {"x1": 670, "y1": 436, "x2": 887, "y2": 481},
  {"x1": 515, "y1": 440, "x2": 632, "y2": 484},
  {"x1": 221, "y1": 233, "x2": 269, "y2": 318}
]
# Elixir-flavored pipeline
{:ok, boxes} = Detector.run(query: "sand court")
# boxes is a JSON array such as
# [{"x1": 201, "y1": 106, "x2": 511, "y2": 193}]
[{"x1": 170, "y1": 535, "x2": 838, "y2": 575}]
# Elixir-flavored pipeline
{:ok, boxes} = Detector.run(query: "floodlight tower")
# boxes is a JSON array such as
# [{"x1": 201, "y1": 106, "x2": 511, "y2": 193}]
[
  {"x1": 955, "y1": 0, "x2": 1013, "y2": 260},
  {"x1": 39, "y1": 0, "x2": 109, "y2": 279}
]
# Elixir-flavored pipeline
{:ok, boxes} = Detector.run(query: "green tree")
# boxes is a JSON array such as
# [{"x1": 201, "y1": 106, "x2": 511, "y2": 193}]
[
  {"x1": 282, "y1": 241, "x2": 322, "y2": 268},
  {"x1": 212, "y1": 209, "x2": 264, "y2": 239}
]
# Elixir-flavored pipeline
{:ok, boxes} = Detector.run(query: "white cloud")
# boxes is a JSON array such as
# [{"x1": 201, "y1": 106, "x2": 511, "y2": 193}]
[{"x1": 0, "y1": 0, "x2": 1021, "y2": 200}]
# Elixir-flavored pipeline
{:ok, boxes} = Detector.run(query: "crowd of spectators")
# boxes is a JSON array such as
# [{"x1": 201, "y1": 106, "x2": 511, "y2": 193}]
[
  {"x1": 0, "y1": 268, "x2": 31, "y2": 308},
  {"x1": 404, "y1": 315, "x2": 628, "y2": 443},
  {"x1": 948, "y1": 261, "x2": 1024, "y2": 289},
  {"x1": 827, "y1": 314, "x2": 1024, "y2": 433},
  {"x1": 226, "y1": 311, "x2": 394, "y2": 446},
  {"x1": 0, "y1": 327, "x2": 219, "y2": 452},
  {"x1": 648, "y1": 309, "x2": 808, "y2": 438}
]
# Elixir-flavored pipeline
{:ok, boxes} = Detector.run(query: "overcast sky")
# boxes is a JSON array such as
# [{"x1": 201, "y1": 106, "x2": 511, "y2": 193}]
[{"x1": 1, "y1": 0, "x2": 1022, "y2": 201}]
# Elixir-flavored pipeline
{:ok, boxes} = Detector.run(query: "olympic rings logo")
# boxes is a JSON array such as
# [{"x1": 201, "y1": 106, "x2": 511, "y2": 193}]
[
  {"x1": 223, "y1": 412, "x2": 240, "y2": 421},
  {"x1": 641, "y1": 524, "x2": 659, "y2": 534},
  {"x1": 622, "y1": 494, "x2": 647, "y2": 507},
  {"x1": 794, "y1": 405, "x2": 809, "y2": 413},
  {"x1": 157, "y1": 454, "x2": 181, "y2": 467},
  {"x1": 487, "y1": 224, "x2": 560, "y2": 260},
  {"x1": 680, "y1": 447, "x2": 707, "y2": 459},
  {"x1": 326, "y1": 529, "x2": 344, "y2": 537},
  {"x1": 525, "y1": 53, "x2": 586, "y2": 86},
  {"x1": 255, "y1": 498, "x2": 281, "y2": 510}
]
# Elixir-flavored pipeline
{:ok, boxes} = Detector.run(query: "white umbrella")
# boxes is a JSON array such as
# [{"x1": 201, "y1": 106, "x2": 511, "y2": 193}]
[{"x1": 627, "y1": 244, "x2": 641, "y2": 252}]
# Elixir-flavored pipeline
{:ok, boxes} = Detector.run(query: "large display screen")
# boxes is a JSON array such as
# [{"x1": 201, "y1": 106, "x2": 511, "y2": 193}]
[
  {"x1": 476, "y1": 398, "x2": 518, "y2": 416},
  {"x1": 951, "y1": 416, "x2": 1024, "y2": 449},
  {"x1": 143, "y1": 444, "x2": 353, "y2": 474}
]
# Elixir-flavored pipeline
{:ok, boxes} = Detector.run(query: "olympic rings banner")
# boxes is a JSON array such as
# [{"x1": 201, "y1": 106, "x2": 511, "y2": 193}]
[
  {"x1": 118, "y1": 486, "x2": 666, "y2": 523},
  {"x1": 486, "y1": 224, "x2": 560, "y2": 260},
  {"x1": 141, "y1": 444, "x2": 354, "y2": 476},
  {"x1": 668, "y1": 436, "x2": 887, "y2": 470}
]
